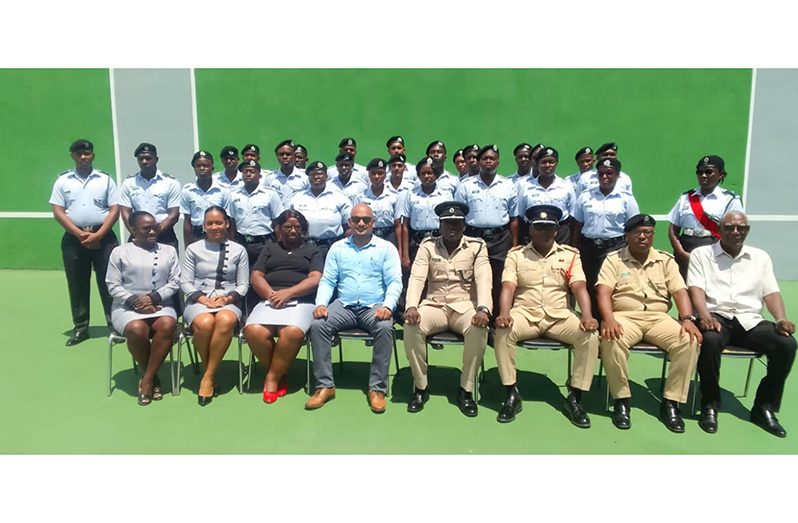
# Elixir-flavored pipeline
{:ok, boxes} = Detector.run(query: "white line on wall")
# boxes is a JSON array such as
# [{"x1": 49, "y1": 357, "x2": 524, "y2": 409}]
[
  {"x1": 189, "y1": 68, "x2": 199, "y2": 152},
  {"x1": 742, "y1": 68, "x2": 757, "y2": 211},
  {"x1": 109, "y1": 68, "x2": 128, "y2": 243}
]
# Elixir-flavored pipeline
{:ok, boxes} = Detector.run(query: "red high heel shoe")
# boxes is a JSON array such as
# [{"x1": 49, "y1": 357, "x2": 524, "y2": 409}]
[
  {"x1": 277, "y1": 376, "x2": 288, "y2": 397},
  {"x1": 263, "y1": 390, "x2": 279, "y2": 403}
]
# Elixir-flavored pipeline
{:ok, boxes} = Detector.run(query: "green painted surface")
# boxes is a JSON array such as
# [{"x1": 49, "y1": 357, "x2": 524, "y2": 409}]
[
  {"x1": 0, "y1": 69, "x2": 115, "y2": 268},
  {"x1": 2, "y1": 270, "x2": 795, "y2": 454}
]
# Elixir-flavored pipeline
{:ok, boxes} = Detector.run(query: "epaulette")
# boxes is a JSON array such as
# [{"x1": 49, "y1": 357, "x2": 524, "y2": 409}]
[
  {"x1": 57, "y1": 170, "x2": 71, "y2": 177},
  {"x1": 97, "y1": 170, "x2": 111, "y2": 176},
  {"x1": 655, "y1": 248, "x2": 675, "y2": 259},
  {"x1": 182, "y1": 181, "x2": 195, "y2": 189},
  {"x1": 508, "y1": 244, "x2": 525, "y2": 252},
  {"x1": 420, "y1": 236, "x2": 436, "y2": 244},
  {"x1": 162, "y1": 172, "x2": 174, "y2": 178},
  {"x1": 559, "y1": 244, "x2": 579, "y2": 253},
  {"x1": 720, "y1": 188, "x2": 740, "y2": 198},
  {"x1": 464, "y1": 236, "x2": 486, "y2": 245},
  {"x1": 682, "y1": 189, "x2": 694, "y2": 195},
  {"x1": 125, "y1": 173, "x2": 137, "y2": 178}
]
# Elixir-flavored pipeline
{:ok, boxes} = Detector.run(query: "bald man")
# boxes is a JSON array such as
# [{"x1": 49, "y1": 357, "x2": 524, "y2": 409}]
[
  {"x1": 307, "y1": 203, "x2": 403, "y2": 413},
  {"x1": 688, "y1": 211, "x2": 796, "y2": 437}
]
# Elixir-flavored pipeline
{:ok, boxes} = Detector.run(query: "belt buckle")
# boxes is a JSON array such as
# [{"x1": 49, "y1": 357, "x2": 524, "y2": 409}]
[
  {"x1": 244, "y1": 234, "x2": 254, "y2": 242},
  {"x1": 81, "y1": 226, "x2": 95, "y2": 232}
]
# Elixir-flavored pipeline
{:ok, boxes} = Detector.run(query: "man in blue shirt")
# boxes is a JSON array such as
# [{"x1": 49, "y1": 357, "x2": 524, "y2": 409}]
[{"x1": 307, "y1": 203, "x2": 403, "y2": 413}]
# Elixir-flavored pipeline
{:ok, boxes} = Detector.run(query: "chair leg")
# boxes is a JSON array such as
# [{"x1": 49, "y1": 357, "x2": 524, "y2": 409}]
[
  {"x1": 690, "y1": 366, "x2": 699, "y2": 417},
  {"x1": 743, "y1": 358, "x2": 755, "y2": 397},
  {"x1": 186, "y1": 336, "x2": 199, "y2": 374},
  {"x1": 237, "y1": 334, "x2": 244, "y2": 394},
  {"x1": 305, "y1": 341, "x2": 312, "y2": 395},
  {"x1": 107, "y1": 336, "x2": 113, "y2": 397},
  {"x1": 566, "y1": 349, "x2": 573, "y2": 388},
  {"x1": 660, "y1": 356, "x2": 668, "y2": 400},
  {"x1": 176, "y1": 334, "x2": 183, "y2": 396},
  {"x1": 247, "y1": 350, "x2": 256, "y2": 392},
  {"x1": 479, "y1": 358, "x2": 485, "y2": 383},
  {"x1": 169, "y1": 346, "x2": 177, "y2": 396}
]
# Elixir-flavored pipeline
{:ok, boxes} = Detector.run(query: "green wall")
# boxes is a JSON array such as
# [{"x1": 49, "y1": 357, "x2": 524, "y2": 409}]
[
  {"x1": 1, "y1": 69, "x2": 752, "y2": 268},
  {"x1": 0, "y1": 69, "x2": 115, "y2": 268}
]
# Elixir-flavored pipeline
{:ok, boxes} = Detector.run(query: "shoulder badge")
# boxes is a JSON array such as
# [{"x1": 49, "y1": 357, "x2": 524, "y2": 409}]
[
  {"x1": 162, "y1": 172, "x2": 174, "y2": 178},
  {"x1": 58, "y1": 170, "x2": 70, "y2": 177},
  {"x1": 559, "y1": 244, "x2": 578, "y2": 253},
  {"x1": 683, "y1": 189, "x2": 694, "y2": 195}
]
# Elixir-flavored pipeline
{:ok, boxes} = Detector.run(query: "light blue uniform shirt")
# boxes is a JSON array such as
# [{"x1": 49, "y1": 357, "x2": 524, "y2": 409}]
[
  {"x1": 225, "y1": 185, "x2": 284, "y2": 236},
  {"x1": 572, "y1": 169, "x2": 633, "y2": 195},
  {"x1": 315, "y1": 235, "x2": 403, "y2": 311},
  {"x1": 573, "y1": 187, "x2": 640, "y2": 239},
  {"x1": 328, "y1": 164, "x2": 369, "y2": 186},
  {"x1": 261, "y1": 168, "x2": 308, "y2": 208},
  {"x1": 290, "y1": 186, "x2": 353, "y2": 239},
  {"x1": 119, "y1": 169, "x2": 182, "y2": 223},
  {"x1": 180, "y1": 181, "x2": 230, "y2": 226},
  {"x1": 353, "y1": 186, "x2": 402, "y2": 229},
  {"x1": 213, "y1": 170, "x2": 244, "y2": 191},
  {"x1": 398, "y1": 185, "x2": 453, "y2": 231},
  {"x1": 517, "y1": 174, "x2": 577, "y2": 221},
  {"x1": 387, "y1": 177, "x2": 416, "y2": 195},
  {"x1": 49, "y1": 168, "x2": 120, "y2": 227},
  {"x1": 454, "y1": 174, "x2": 519, "y2": 228},
  {"x1": 330, "y1": 175, "x2": 368, "y2": 203},
  {"x1": 435, "y1": 171, "x2": 460, "y2": 195},
  {"x1": 509, "y1": 171, "x2": 534, "y2": 186},
  {"x1": 667, "y1": 185, "x2": 743, "y2": 231}
]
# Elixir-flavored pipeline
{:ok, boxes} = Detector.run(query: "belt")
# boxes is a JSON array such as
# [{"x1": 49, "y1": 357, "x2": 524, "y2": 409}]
[
  {"x1": 308, "y1": 235, "x2": 343, "y2": 247},
  {"x1": 465, "y1": 224, "x2": 508, "y2": 237},
  {"x1": 80, "y1": 225, "x2": 101, "y2": 232},
  {"x1": 581, "y1": 235, "x2": 625, "y2": 248},
  {"x1": 681, "y1": 228, "x2": 713, "y2": 238},
  {"x1": 236, "y1": 233, "x2": 271, "y2": 244},
  {"x1": 191, "y1": 225, "x2": 204, "y2": 236},
  {"x1": 373, "y1": 226, "x2": 394, "y2": 238}
]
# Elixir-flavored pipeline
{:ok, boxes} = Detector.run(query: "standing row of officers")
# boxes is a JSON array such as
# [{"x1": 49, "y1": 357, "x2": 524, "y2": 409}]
[{"x1": 50, "y1": 138, "x2": 795, "y2": 437}]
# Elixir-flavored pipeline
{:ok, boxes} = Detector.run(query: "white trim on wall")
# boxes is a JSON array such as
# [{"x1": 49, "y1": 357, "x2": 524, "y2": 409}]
[
  {"x1": 189, "y1": 68, "x2": 199, "y2": 152},
  {"x1": 742, "y1": 68, "x2": 757, "y2": 211},
  {"x1": 109, "y1": 68, "x2": 127, "y2": 243}
]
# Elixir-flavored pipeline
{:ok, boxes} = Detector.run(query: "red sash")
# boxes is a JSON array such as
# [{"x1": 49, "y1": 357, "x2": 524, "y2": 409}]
[{"x1": 687, "y1": 190, "x2": 720, "y2": 239}]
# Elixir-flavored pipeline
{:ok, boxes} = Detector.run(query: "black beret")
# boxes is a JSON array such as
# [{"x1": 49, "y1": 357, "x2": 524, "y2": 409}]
[
  {"x1": 525, "y1": 204, "x2": 563, "y2": 224},
  {"x1": 220, "y1": 145, "x2": 239, "y2": 158},
  {"x1": 295, "y1": 144, "x2": 307, "y2": 154},
  {"x1": 388, "y1": 154, "x2": 406, "y2": 164},
  {"x1": 434, "y1": 201, "x2": 469, "y2": 220},
  {"x1": 386, "y1": 135, "x2": 404, "y2": 147},
  {"x1": 597, "y1": 158, "x2": 622, "y2": 172},
  {"x1": 306, "y1": 161, "x2": 327, "y2": 173},
  {"x1": 274, "y1": 139, "x2": 296, "y2": 152},
  {"x1": 426, "y1": 140, "x2": 446, "y2": 154},
  {"x1": 530, "y1": 143, "x2": 546, "y2": 151},
  {"x1": 513, "y1": 143, "x2": 532, "y2": 155},
  {"x1": 463, "y1": 144, "x2": 480, "y2": 154},
  {"x1": 574, "y1": 146, "x2": 593, "y2": 160},
  {"x1": 624, "y1": 214, "x2": 656, "y2": 232},
  {"x1": 453, "y1": 148, "x2": 465, "y2": 158},
  {"x1": 477, "y1": 144, "x2": 499, "y2": 159},
  {"x1": 335, "y1": 152, "x2": 354, "y2": 163},
  {"x1": 242, "y1": 143, "x2": 260, "y2": 154},
  {"x1": 338, "y1": 137, "x2": 357, "y2": 148},
  {"x1": 238, "y1": 160, "x2": 261, "y2": 172},
  {"x1": 416, "y1": 156, "x2": 435, "y2": 172},
  {"x1": 69, "y1": 139, "x2": 93, "y2": 153},
  {"x1": 367, "y1": 158, "x2": 387, "y2": 171},
  {"x1": 534, "y1": 146, "x2": 559, "y2": 161},
  {"x1": 191, "y1": 150, "x2": 214, "y2": 165},
  {"x1": 596, "y1": 142, "x2": 618, "y2": 155},
  {"x1": 134, "y1": 142, "x2": 157, "y2": 157},
  {"x1": 696, "y1": 155, "x2": 725, "y2": 171}
]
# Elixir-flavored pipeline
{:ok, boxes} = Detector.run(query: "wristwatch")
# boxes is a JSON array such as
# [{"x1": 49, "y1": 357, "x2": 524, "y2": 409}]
[
  {"x1": 477, "y1": 306, "x2": 492, "y2": 316},
  {"x1": 679, "y1": 314, "x2": 697, "y2": 322}
]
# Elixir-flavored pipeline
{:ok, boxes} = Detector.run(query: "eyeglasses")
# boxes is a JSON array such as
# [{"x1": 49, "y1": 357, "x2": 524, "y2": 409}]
[
  {"x1": 280, "y1": 224, "x2": 302, "y2": 231},
  {"x1": 629, "y1": 229, "x2": 654, "y2": 238},
  {"x1": 721, "y1": 224, "x2": 750, "y2": 233},
  {"x1": 350, "y1": 216, "x2": 373, "y2": 225}
]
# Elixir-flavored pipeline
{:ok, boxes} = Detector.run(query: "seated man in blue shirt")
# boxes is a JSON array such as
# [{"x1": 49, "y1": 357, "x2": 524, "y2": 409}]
[{"x1": 307, "y1": 203, "x2": 403, "y2": 413}]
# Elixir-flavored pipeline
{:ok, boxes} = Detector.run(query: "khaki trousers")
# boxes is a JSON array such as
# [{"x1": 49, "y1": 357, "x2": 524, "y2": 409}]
[
  {"x1": 494, "y1": 311, "x2": 599, "y2": 391},
  {"x1": 600, "y1": 311, "x2": 699, "y2": 403},
  {"x1": 403, "y1": 305, "x2": 487, "y2": 391}
]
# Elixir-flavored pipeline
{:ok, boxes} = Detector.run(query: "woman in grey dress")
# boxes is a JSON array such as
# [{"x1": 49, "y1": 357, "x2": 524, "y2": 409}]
[
  {"x1": 105, "y1": 211, "x2": 180, "y2": 406},
  {"x1": 244, "y1": 209, "x2": 323, "y2": 403},
  {"x1": 181, "y1": 206, "x2": 249, "y2": 406}
]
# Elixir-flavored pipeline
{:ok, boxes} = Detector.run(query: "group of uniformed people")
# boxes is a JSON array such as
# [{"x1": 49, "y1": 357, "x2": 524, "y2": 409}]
[{"x1": 49, "y1": 137, "x2": 795, "y2": 437}]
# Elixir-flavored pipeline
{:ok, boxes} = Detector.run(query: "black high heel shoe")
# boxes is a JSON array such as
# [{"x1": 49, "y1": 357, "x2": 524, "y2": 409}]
[
  {"x1": 138, "y1": 380, "x2": 153, "y2": 406},
  {"x1": 198, "y1": 394, "x2": 212, "y2": 407}
]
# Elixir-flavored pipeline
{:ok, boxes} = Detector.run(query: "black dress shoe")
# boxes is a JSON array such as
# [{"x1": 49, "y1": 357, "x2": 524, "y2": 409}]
[
  {"x1": 611, "y1": 399, "x2": 631, "y2": 430},
  {"x1": 698, "y1": 406, "x2": 718, "y2": 434},
  {"x1": 497, "y1": 387, "x2": 523, "y2": 423},
  {"x1": 65, "y1": 330, "x2": 89, "y2": 346},
  {"x1": 751, "y1": 405, "x2": 787, "y2": 438},
  {"x1": 407, "y1": 388, "x2": 430, "y2": 413},
  {"x1": 659, "y1": 400, "x2": 685, "y2": 433},
  {"x1": 198, "y1": 395, "x2": 213, "y2": 407},
  {"x1": 457, "y1": 387, "x2": 478, "y2": 417},
  {"x1": 563, "y1": 393, "x2": 591, "y2": 428}
]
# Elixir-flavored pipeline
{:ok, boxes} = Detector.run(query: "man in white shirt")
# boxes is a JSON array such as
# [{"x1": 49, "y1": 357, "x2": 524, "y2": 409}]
[{"x1": 688, "y1": 211, "x2": 796, "y2": 437}]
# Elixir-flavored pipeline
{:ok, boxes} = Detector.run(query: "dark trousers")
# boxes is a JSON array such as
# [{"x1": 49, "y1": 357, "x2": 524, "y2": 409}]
[
  {"x1": 578, "y1": 235, "x2": 625, "y2": 321},
  {"x1": 466, "y1": 226, "x2": 512, "y2": 318},
  {"x1": 699, "y1": 314, "x2": 796, "y2": 411},
  {"x1": 675, "y1": 234, "x2": 716, "y2": 280},
  {"x1": 61, "y1": 230, "x2": 119, "y2": 331},
  {"x1": 309, "y1": 301, "x2": 395, "y2": 392},
  {"x1": 235, "y1": 235, "x2": 270, "y2": 314}
]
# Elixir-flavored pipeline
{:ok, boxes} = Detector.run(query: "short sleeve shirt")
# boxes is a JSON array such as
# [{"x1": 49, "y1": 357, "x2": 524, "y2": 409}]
[
  {"x1": 179, "y1": 181, "x2": 230, "y2": 226},
  {"x1": 454, "y1": 175, "x2": 519, "y2": 228},
  {"x1": 597, "y1": 247, "x2": 685, "y2": 313},
  {"x1": 119, "y1": 170, "x2": 182, "y2": 223},
  {"x1": 667, "y1": 186, "x2": 744, "y2": 231},
  {"x1": 49, "y1": 168, "x2": 120, "y2": 227}
]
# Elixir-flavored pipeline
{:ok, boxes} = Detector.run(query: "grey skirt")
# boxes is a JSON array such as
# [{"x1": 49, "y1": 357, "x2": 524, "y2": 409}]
[
  {"x1": 245, "y1": 301, "x2": 315, "y2": 333},
  {"x1": 183, "y1": 302, "x2": 243, "y2": 326},
  {"x1": 111, "y1": 306, "x2": 177, "y2": 334}
]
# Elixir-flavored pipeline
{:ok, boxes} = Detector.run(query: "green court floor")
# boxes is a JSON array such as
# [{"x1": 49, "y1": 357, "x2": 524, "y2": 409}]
[{"x1": 2, "y1": 270, "x2": 796, "y2": 454}]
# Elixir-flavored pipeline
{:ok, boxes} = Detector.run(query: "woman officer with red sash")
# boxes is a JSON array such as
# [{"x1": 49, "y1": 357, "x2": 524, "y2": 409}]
[{"x1": 667, "y1": 155, "x2": 743, "y2": 277}]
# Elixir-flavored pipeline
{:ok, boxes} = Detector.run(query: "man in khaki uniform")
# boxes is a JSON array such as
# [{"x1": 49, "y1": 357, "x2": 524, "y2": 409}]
[
  {"x1": 404, "y1": 201, "x2": 492, "y2": 417},
  {"x1": 597, "y1": 214, "x2": 703, "y2": 433},
  {"x1": 494, "y1": 205, "x2": 600, "y2": 426}
]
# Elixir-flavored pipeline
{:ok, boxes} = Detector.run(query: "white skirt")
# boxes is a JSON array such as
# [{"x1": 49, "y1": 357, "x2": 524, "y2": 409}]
[
  {"x1": 245, "y1": 300, "x2": 315, "y2": 333},
  {"x1": 183, "y1": 302, "x2": 242, "y2": 326},
  {"x1": 111, "y1": 306, "x2": 177, "y2": 334}
]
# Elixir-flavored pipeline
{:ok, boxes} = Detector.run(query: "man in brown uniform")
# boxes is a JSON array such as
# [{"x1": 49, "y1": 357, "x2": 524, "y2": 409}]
[
  {"x1": 404, "y1": 201, "x2": 492, "y2": 417},
  {"x1": 494, "y1": 205, "x2": 600, "y2": 426},
  {"x1": 597, "y1": 214, "x2": 703, "y2": 433}
]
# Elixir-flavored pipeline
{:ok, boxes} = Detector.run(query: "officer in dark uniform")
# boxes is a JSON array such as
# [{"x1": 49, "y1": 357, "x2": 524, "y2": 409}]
[
  {"x1": 119, "y1": 143, "x2": 182, "y2": 250},
  {"x1": 49, "y1": 139, "x2": 120, "y2": 345},
  {"x1": 455, "y1": 144, "x2": 519, "y2": 317}
]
